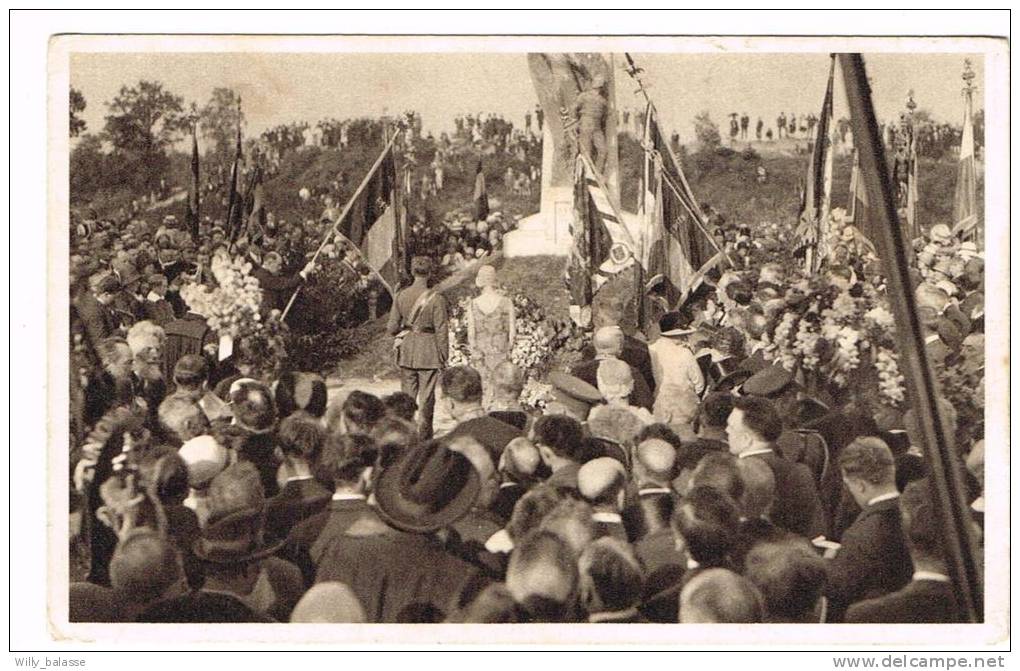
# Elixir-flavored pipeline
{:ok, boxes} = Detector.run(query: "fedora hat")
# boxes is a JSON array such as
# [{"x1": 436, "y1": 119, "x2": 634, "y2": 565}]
[
  {"x1": 192, "y1": 507, "x2": 282, "y2": 564},
  {"x1": 659, "y1": 310, "x2": 697, "y2": 337},
  {"x1": 373, "y1": 440, "x2": 481, "y2": 534}
]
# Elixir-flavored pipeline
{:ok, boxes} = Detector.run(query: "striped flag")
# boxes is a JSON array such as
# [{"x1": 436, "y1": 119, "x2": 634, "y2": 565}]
[
  {"x1": 952, "y1": 85, "x2": 979, "y2": 242},
  {"x1": 795, "y1": 55, "x2": 836, "y2": 272},
  {"x1": 337, "y1": 142, "x2": 401, "y2": 290},
  {"x1": 638, "y1": 102, "x2": 710, "y2": 312},
  {"x1": 567, "y1": 155, "x2": 637, "y2": 312}
]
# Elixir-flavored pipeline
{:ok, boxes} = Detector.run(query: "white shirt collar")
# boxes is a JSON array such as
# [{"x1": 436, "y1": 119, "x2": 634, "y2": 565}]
[
  {"x1": 925, "y1": 333, "x2": 941, "y2": 345},
  {"x1": 286, "y1": 475, "x2": 314, "y2": 483},
  {"x1": 331, "y1": 492, "x2": 366, "y2": 501},
  {"x1": 638, "y1": 487, "x2": 673, "y2": 496},
  {"x1": 686, "y1": 557, "x2": 701, "y2": 570},
  {"x1": 592, "y1": 511, "x2": 622, "y2": 524},
  {"x1": 588, "y1": 607, "x2": 639, "y2": 623},
  {"x1": 739, "y1": 448, "x2": 774, "y2": 459},
  {"x1": 913, "y1": 571, "x2": 951, "y2": 583},
  {"x1": 868, "y1": 492, "x2": 901, "y2": 506}
]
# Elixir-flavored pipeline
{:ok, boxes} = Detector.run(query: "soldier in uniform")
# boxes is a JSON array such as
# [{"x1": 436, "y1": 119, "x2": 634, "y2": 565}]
[
  {"x1": 387, "y1": 256, "x2": 449, "y2": 439},
  {"x1": 572, "y1": 73, "x2": 610, "y2": 173}
]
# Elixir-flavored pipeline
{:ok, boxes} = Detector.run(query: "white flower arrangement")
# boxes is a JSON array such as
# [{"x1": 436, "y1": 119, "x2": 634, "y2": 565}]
[{"x1": 180, "y1": 253, "x2": 265, "y2": 339}]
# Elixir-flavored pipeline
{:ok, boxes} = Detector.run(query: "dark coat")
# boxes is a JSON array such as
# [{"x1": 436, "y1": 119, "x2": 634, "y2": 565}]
[
  {"x1": 748, "y1": 450, "x2": 828, "y2": 540},
  {"x1": 264, "y1": 478, "x2": 332, "y2": 543},
  {"x1": 845, "y1": 579, "x2": 962, "y2": 623},
  {"x1": 444, "y1": 415, "x2": 523, "y2": 463},
  {"x1": 489, "y1": 482, "x2": 527, "y2": 525},
  {"x1": 136, "y1": 590, "x2": 276, "y2": 623},
  {"x1": 826, "y1": 496, "x2": 913, "y2": 618},
  {"x1": 387, "y1": 282, "x2": 449, "y2": 370},
  {"x1": 571, "y1": 358, "x2": 654, "y2": 410},
  {"x1": 76, "y1": 293, "x2": 119, "y2": 350},
  {"x1": 235, "y1": 431, "x2": 282, "y2": 498},
  {"x1": 622, "y1": 490, "x2": 676, "y2": 543},
  {"x1": 279, "y1": 497, "x2": 377, "y2": 586},
  {"x1": 314, "y1": 519, "x2": 491, "y2": 623},
  {"x1": 252, "y1": 266, "x2": 304, "y2": 313}
]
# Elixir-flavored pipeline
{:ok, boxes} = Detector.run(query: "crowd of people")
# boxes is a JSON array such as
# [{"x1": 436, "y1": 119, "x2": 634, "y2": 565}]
[{"x1": 68, "y1": 202, "x2": 985, "y2": 623}]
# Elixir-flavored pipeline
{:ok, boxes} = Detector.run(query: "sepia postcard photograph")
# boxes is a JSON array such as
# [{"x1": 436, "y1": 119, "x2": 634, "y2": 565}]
[{"x1": 11, "y1": 9, "x2": 1011, "y2": 660}]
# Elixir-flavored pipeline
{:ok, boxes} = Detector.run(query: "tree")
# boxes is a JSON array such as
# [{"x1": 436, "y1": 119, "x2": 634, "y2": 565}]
[
  {"x1": 200, "y1": 87, "x2": 244, "y2": 159},
  {"x1": 102, "y1": 80, "x2": 187, "y2": 194},
  {"x1": 70, "y1": 87, "x2": 87, "y2": 137},
  {"x1": 693, "y1": 111, "x2": 721, "y2": 151}
]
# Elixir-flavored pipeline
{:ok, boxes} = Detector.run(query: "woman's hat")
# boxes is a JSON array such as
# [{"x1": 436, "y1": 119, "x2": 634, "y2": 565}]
[
  {"x1": 192, "y1": 507, "x2": 283, "y2": 564},
  {"x1": 373, "y1": 440, "x2": 481, "y2": 534},
  {"x1": 475, "y1": 264, "x2": 497, "y2": 288},
  {"x1": 658, "y1": 310, "x2": 697, "y2": 337}
]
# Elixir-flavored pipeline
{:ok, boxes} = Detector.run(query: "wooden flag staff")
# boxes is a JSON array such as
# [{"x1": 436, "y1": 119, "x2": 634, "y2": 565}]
[{"x1": 280, "y1": 127, "x2": 400, "y2": 322}]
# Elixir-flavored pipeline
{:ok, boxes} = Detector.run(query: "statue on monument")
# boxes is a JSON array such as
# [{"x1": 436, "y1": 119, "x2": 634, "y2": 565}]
[{"x1": 568, "y1": 73, "x2": 610, "y2": 174}]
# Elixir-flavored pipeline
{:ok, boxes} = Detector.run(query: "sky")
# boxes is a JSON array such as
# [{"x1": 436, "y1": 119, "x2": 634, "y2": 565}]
[{"x1": 70, "y1": 50, "x2": 984, "y2": 145}]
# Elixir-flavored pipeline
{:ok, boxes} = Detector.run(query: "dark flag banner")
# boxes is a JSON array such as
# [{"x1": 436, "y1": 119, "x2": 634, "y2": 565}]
[
  {"x1": 567, "y1": 155, "x2": 636, "y2": 318},
  {"x1": 848, "y1": 149, "x2": 874, "y2": 243},
  {"x1": 795, "y1": 54, "x2": 836, "y2": 272},
  {"x1": 638, "y1": 102, "x2": 710, "y2": 313},
  {"x1": 244, "y1": 162, "x2": 266, "y2": 246},
  {"x1": 336, "y1": 143, "x2": 401, "y2": 290},
  {"x1": 186, "y1": 124, "x2": 200, "y2": 242},
  {"x1": 226, "y1": 124, "x2": 244, "y2": 244}
]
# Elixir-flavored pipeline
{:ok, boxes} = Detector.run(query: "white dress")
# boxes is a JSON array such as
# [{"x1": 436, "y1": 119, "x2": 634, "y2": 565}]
[{"x1": 648, "y1": 336, "x2": 705, "y2": 427}]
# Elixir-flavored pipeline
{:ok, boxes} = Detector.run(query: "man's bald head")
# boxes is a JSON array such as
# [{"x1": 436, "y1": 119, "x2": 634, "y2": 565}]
[
  {"x1": 110, "y1": 530, "x2": 183, "y2": 606},
  {"x1": 634, "y1": 439, "x2": 677, "y2": 486},
  {"x1": 593, "y1": 325, "x2": 624, "y2": 356},
  {"x1": 578, "y1": 457, "x2": 627, "y2": 509},
  {"x1": 500, "y1": 437, "x2": 541, "y2": 481},
  {"x1": 290, "y1": 582, "x2": 366, "y2": 623},
  {"x1": 679, "y1": 568, "x2": 764, "y2": 623}
]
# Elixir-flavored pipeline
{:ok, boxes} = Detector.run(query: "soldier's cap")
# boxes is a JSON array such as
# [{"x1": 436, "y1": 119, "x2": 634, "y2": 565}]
[
  {"x1": 741, "y1": 363, "x2": 797, "y2": 398},
  {"x1": 547, "y1": 371, "x2": 603, "y2": 418}
]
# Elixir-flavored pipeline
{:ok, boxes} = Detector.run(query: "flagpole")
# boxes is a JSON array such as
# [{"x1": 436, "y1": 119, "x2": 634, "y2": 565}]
[
  {"x1": 624, "y1": 53, "x2": 732, "y2": 270},
  {"x1": 280, "y1": 129, "x2": 401, "y2": 321},
  {"x1": 840, "y1": 53, "x2": 982, "y2": 622}
]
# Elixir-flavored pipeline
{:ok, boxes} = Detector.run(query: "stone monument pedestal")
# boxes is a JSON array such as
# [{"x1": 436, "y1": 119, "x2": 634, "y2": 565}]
[{"x1": 503, "y1": 125, "x2": 574, "y2": 257}]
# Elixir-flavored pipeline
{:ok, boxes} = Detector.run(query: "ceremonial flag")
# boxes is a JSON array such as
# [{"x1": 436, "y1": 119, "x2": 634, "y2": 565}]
[
  {"x1": 796, "y1": 55, "x2": 836, "y2": 272},
  {"x1": 226, "y1": 121, "x2": 244, "y2": 243},
  {"x1": 336, "y1": 142, "x2": 401, "y2": 289},
  {"x1": 244, "y1": 161, "x2": 266, "y2": 246},
  {"x1": 905, "y1": 124, "x2": 920, "y2": 241},
  {"x1": 472, "y1": 159, "x2": 489, "y2": 222},
  {"x1": 848, "y1": 148, "x2": 873, "y2": 242},
  {"x1": 186, "y1": 123, "x2": 200, "y2": 242},
  {"x1": 638, "y1": 102, "x2": 710, "y2": 311},
  {"x1": 952, "y1": 85, "x2": 978, "y2": 242},
  {"x1": 567, "y1": 154, "x2": 637, "y2": 314}
]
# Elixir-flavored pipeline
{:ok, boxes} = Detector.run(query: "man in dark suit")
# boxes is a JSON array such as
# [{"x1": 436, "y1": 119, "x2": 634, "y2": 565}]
[
  {"x1": 314, "y1": 440, "x2": 491, "y2": 622},
  {"x1": 251, "y1": 251, "x2": 316, "y2": 314},
  {"x1": 532, "y1": 414, "x2": 586, "y2": 491},
  {"x1": 845, "y1": 479, "x2": 964, "y2": 623},
  {"x1": 283, "y1": 433, "x2": 378, "y2": 586},
  {"x1": 727, "y1": 395, "x2": 828, "y2": 539},
  {"x1": 578, "y1": 537, "x2": 647, "y2": 623},
  {"x1": 77, "y1": 274, "x2": 122, "y2": 349},
  {"x1": 572, "y1": 326, "x2": 653, "y2": 410},
  {"x1": 439, "y1": 366, "x2": 522, "y2": 463},
  {"x1": 579, "y1": 301, "x2": 655, "y2": 394},
  {"x1": 387, "y1": 256, "x2": 449, "y2": 439},
  {"x1": 623, "y1": 438, "x2": 677, "y2": 544},
  {"x1": 578, "y1": 458, "x2": 629, "y2": 543},
  {"x1": 826, "y1": 437, "x2": 913, "y2": 620},
  {"x1": 264, "y1": 415, "x2": 330, "y2": 543}
]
